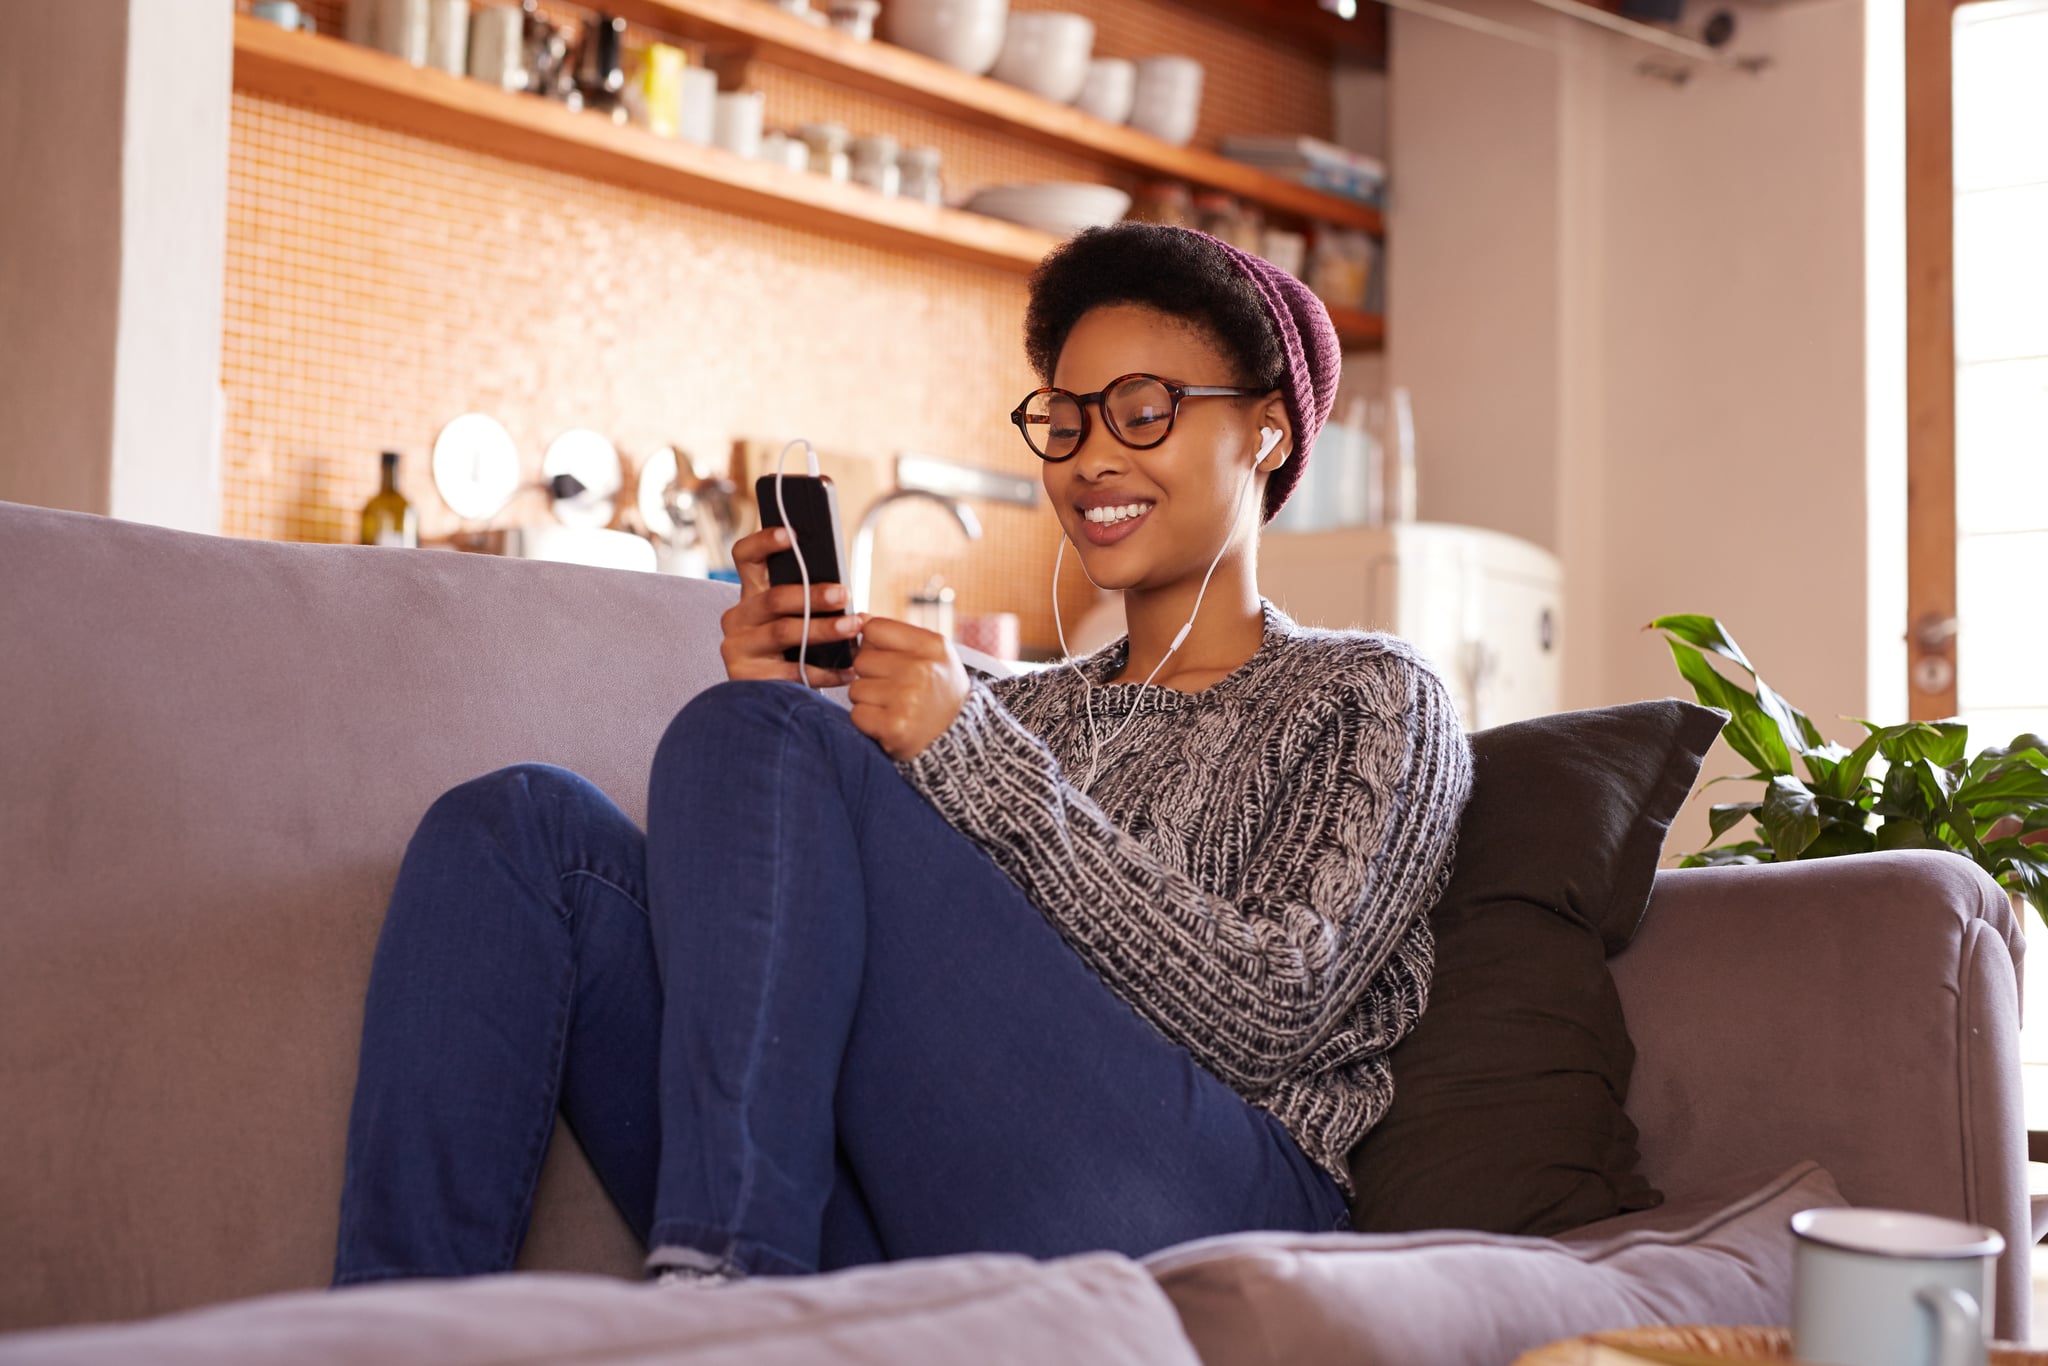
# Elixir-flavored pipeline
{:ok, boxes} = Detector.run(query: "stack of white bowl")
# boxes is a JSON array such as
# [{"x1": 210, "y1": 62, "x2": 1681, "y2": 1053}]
[
  {"x1": 964, "y1": 183, "x2": 1133, "y2": 238},
  {"x1": 1075, "y1": 58, "x2": 1135, "y2": 123},
  {"x1": 1129, "y1": 56, "x2": 1203, "y2": 145},
  {"x1": 882, "y1": 0, "x2": 1011, "y2": 74},
  {"x1": 988, "y1": 12, "x2": 1094, "y2": 103}
]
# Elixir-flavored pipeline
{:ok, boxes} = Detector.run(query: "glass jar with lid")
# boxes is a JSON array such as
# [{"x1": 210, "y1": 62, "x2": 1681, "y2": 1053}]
[
  {"x1": 798, "y1": 121, "x2": 851, "y2": 182},
  {"x1": 896, "y1": 146, "x2": 944, "y2": 207},
  {"x1": 1131, "y1": 180, "x2": 1195, "y2": 228},
  {"x1": 849, "y1": 133, "x2": 901, "y2": 196}
]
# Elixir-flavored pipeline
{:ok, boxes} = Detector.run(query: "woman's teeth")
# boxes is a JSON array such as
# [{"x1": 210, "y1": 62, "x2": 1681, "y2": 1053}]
[{"x1": 1083, "y1": 503, "x2": 1153, "y2": 525}]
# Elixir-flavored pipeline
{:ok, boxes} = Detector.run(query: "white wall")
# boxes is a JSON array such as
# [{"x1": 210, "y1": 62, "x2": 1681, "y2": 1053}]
[
  {"x1": 1381, "y1": 0, "x2": 1874, "y2": 857},
  {"x1": 0, "y1": 0, "x2": 230, "y2": 534}
]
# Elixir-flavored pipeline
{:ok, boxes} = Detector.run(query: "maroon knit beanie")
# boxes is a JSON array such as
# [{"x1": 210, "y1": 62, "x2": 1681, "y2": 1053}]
[{"x1": 1192, "y1": 230, "x2": 1343, "y2": 523}]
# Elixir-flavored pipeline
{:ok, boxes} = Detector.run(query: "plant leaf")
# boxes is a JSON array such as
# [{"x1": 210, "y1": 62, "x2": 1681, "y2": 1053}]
[
  {"x1": 1753, "y1": 679, "x2": 1821, "y2": 767},
  {"x1": 1646, "y1": 614, "x2": 1757, "y2": 673},
  {"x1": 1800, "y1": 742, "x2": 1855, "y2": 798},
  {"x1": 1829, "y1": 731, "x2": 1885, "y2": 803},
  {"x1": 1663, "y1": 639, "x2": 1792, "y2": 776},
  {"x1": 1876, "y1": 819, "x2": 1934, "y2": 850},
  {"x1": 1997, "y1": 844, "x2": 2048, "y2": 911},
  {"x1": 1708, "y1": 801, "x2": 1763, "y2": 841},
  {"x1": 1759, "y1": 775, "x2": 1823, "y2": 859},
  {"x1": 1805, "y1": 823, "x2": 1878, "y2": 859},
  {"x1": 1957, "y1": 765, "x2": 2048, "y2": 810},
  {"x1": 1875, "y1": 721, "x2": 1971, "y2": 769}
]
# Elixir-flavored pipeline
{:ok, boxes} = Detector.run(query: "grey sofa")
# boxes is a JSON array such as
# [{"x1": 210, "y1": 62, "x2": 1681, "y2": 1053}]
[{"x1": 0, "y1": 498, "x2": 2028, "y2": 1363}]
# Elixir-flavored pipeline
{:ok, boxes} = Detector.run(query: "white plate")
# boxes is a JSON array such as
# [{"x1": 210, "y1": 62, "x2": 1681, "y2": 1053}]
[{"x1": 431, "y1": 413, "x2": 522, "y2": 522}]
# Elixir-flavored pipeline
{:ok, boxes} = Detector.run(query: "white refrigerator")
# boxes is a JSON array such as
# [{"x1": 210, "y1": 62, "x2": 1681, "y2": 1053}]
[{"x1": 1258, "y1": 522, "x2": 1563, "y2": 731}]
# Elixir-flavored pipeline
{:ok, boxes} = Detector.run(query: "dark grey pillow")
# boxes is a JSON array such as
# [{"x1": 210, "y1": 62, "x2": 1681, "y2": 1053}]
[{"x1": 1347, "y1": 699, "x2": 1727, "y2": 1237}]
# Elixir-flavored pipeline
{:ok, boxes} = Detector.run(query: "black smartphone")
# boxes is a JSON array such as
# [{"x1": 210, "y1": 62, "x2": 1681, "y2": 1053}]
[{"x1": 754, "y1": 472, "x2": 858, "y2": 672}]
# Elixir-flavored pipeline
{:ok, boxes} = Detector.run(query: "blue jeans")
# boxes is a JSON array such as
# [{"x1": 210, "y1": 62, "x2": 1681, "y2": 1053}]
[{"x1": 334, "y1": 680, "x2": 1347, "y2": 1284}]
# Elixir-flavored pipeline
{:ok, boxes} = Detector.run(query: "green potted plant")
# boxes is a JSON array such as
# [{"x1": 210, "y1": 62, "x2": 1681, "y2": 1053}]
[{"x1": 1646, "y1": 614, "x2": 2048, "y2": 915}]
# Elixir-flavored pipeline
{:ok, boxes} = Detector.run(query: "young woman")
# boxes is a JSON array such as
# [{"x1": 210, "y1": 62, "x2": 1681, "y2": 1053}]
[{"x1": 332, "y1": 222, "x2": 1473, "y2": 1288}]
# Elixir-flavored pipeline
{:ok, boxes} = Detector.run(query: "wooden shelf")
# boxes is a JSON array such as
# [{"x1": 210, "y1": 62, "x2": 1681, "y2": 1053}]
[
  {"x1": 1324, "y1": 304, "x2": 1383, "y2": 349},
  {"x1": 603, "y1": 0, "x2": 1384, "y2": 234},
  {"x1": 230, "y1": 16, "x2": 1385, "y2": 348},
  {"x1": 233, "y1": 16, "x2": 1059, "y2": 273}
]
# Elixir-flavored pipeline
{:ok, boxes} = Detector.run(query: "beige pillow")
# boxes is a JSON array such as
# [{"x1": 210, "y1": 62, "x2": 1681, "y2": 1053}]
[{"x1": 1147, "y1": 1161, "x2": 1840, "y2": 1366}]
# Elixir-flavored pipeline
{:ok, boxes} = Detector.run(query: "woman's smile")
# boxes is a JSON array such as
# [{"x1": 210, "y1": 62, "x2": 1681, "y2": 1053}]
[{"x1": 1075, "y1": 490, "x2": 1158, "y2": 546}]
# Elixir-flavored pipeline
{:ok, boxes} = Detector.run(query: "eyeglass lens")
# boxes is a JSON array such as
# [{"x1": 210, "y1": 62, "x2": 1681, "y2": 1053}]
[{"x1": 1022, "y1": 376, "x2": 1175, "y2": 460}]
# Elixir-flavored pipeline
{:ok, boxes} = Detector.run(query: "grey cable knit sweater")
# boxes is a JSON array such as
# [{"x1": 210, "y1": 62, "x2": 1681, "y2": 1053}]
[{"x1": 898, "y1": 599, "x2": 1474, "y2": 1202}]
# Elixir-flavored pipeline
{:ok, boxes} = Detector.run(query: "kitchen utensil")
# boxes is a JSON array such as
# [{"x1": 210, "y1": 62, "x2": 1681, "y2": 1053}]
[
  {"x1": 1130, "y1": 55, "x2": 1203, "y2": 145},
  {"x1": 1793, "y1": 1208, "x2": 2002, "y2": 1366},
  {"x1": 427, "y1": 0, "x2": 468, "y2": 73},
  {"x1": 1130, "y1": 180, "x2": 1196, "y2": 228},
  {"x1": 956, "y1": 612, "x2": 1021, "y2": 660},
  {"x1": 637, "y1": 444, "x2": 687, "y2": 542},
  {"x1": 542, "y1": 429, "x2": 625, "y2": 528},
  {"x1": 1258, "y1": 226, "x2": 1307, "y2": 277},
  {"x1": 377, "y1": 0, "x2": 430, "y2": 64},
  {"x1": 466, "y1": 4, "x2": 526, "y2": 89},
  {"x1": 253, "y1": 2, "x2": 317, "y2": 33},
  {"x1": 989, "y1": 12, "x2": 1093, "y2": 103},
  {"x1": 431, "y1": 413, "x2": 522, "y2": 522},
  {"x1": 679, "y1": 66, "x2": 718, "y2": 144},
  {"x1": 907, "y1": 576, "x2": 957, "y2": 639},
  {"x1": 964, "y1": 182, "x2": 1131, "y2": 238},
  {"x1": 800, "y1": 122, "x2": 852, "y2": 182},
  {"x1": 714, "y1": 90, "x2": 766, "y2": 158},
  {"x1": 881, "y1": 0, "x2": 1009, "y2": 76},
  {"x1": 1075, "y1": 57, "x2": 1134, "y2": 122},
  {"x1": 573, "y1": 13, "x2": 628, "y2": 123},
  {"x1": 522, "y1": 1, "x2": 577, "y2": 104},
  {"x1": 850, "y1": 133, "x2": 901, "y2": 196},
  {"x1": 897, "y1": 145, "x2": 944, "y2": 206},
  {"x1": 629, "y1": 43, "x2": 685, "y2": 136},
  {"x1": 828, "y1": 0, "x2": 882, "y2": 40},
  {"x1": 513, "y1": 524, "x2": 659, "y2": 572}
]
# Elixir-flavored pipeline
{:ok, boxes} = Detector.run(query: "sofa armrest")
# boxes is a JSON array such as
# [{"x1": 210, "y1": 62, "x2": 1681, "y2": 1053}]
[{"x1": 1611, "y1": 850, "x2": 2026, "y2": 1340}]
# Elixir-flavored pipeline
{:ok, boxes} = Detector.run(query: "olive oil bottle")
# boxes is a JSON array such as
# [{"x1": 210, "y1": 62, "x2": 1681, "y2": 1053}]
[{"x1": 360, "y1": 450, "x2": 418, "y2": 548}]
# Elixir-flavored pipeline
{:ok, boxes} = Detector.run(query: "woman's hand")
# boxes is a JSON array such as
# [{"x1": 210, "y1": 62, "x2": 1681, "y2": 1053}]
[
  {"x1": 847, "y1": 616, "x2": 971, "y2": 761},
  {"x1": 720, "y1": 526, "x2": 864, "y2": 688}
]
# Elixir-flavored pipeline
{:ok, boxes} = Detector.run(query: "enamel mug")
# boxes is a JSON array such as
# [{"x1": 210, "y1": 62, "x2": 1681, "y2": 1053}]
[{"x1": 1791, "y1": 1208, "x2": 2003, "y2": 1366}]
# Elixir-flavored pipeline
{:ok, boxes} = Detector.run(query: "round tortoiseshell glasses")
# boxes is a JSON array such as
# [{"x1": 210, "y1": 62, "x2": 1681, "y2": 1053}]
[{"x1": 1009, "y1": 373, "x2": 1267, "y2": 462}]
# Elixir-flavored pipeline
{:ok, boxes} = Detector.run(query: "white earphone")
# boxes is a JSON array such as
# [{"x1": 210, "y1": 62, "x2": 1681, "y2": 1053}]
[
  {"x1": 1050, "y1": 424, "x2": 1287, "y2": 793},
  {"x1": 1255, "y1": 425, "x2": 1284, "y2": 465}
]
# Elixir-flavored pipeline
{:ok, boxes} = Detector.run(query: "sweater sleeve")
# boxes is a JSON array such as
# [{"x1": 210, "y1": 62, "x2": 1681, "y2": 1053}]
[{"x1": 896, "y1": 650, "x2": 1473, "y2": 1093}]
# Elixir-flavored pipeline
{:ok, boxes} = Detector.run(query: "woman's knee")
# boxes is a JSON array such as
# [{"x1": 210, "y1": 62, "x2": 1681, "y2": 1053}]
[
  {"x1": 655, "y1": 680, "x2": 847, "y2": 776},
  {"x1": 418, "y1": 762, "x2": 591, "y2": 841}
]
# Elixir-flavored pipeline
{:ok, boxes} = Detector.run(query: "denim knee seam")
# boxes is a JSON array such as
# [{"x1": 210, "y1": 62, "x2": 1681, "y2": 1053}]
[{"x1": 646, "y1": 1216, "x2": 812, "y2": 1278}]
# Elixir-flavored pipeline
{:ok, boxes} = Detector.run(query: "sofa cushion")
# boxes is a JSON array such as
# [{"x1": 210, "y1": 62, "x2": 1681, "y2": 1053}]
[
  {"x1": 0, "y1": 1252, "x2": 1199, "y2": 1366},
  {"x1": 1348, "y1": 700, "x2": 1727, "y2": 1237},
  {"x1": 1146, "y1": 1160, "x2": 1838, "y2": 1366}
]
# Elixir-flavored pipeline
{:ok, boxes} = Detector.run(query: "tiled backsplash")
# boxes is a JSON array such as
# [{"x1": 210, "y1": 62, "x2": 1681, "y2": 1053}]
[{"x1": 221, "y1": 0, "x2": 1335, "y2": 647}]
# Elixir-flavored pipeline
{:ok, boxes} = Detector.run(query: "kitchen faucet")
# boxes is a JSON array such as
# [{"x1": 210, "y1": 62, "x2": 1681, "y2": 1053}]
[{"x1": 851, "y1": 489, "x2": 983, "y2": 614}]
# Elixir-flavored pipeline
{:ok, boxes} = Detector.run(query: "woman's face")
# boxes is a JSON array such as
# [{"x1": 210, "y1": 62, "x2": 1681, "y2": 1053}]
[{"x1": 1042, "y1": 304, "x2": 1286, "y2": 592}]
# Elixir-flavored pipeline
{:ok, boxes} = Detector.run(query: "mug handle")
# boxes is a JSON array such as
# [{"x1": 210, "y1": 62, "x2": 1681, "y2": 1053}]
[{"x1": 1917, "y1": 1285, "x2": 1982, "y2": 1366}]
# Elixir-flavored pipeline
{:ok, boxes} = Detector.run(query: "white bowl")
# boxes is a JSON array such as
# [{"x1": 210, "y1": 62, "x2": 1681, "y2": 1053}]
[
  {"x1": 1074, "y1": 57, "x2": 1134, "y2": 122},
  {"x1": 883, "y1": 0, "x2": 1010, "y2": 75},
  {"x1": 988, "y1": 12, "x2": 1094, "y2": 104},
  {"x1": 1129, "y1": 55, "x2": 1203, "y2": 145},
  {"x1": 966, "y1": 181, "x2": 1131, "y2": 237}
]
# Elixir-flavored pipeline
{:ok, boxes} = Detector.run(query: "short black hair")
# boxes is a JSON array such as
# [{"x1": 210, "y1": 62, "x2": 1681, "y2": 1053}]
[{"x1": 1022, "y1": 223, "x2": 1285, "y2": 395}]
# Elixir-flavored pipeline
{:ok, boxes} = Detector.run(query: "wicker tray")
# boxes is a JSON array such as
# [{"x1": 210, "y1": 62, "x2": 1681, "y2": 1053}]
[{"x1": 1516, "y1": 1325, "x2": 2047, "y2": 1365}]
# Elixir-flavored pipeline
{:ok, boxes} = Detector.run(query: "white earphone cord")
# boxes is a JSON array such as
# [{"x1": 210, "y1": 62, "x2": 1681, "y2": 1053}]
[
  {"x1": 775, "y1": 438, "x2": 823, "y2": 689},
  {"x1": 1051, "y1": 427, "x2": 1282, "y2": 793}
]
